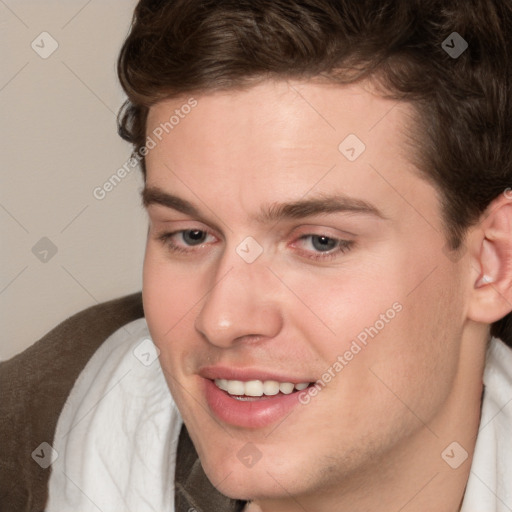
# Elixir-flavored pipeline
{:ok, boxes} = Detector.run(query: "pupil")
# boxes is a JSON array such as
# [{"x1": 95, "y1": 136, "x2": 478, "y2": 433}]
[
  {"x1": 312, "y1": 235, "x2": 336, "y2": 252},
  {"x1": 184, "y1": 230, "x2": 206, "y2": 245}
]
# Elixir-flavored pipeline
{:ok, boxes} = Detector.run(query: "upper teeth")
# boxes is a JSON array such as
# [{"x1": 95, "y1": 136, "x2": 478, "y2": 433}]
[{"x1": 214, "y1": 379, "x2": 310, "y2": 397}]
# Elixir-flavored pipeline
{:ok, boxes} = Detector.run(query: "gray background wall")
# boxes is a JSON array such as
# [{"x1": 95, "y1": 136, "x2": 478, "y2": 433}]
[{"x1": 1, "y1": 0, "x2": 148, "y2": 360}]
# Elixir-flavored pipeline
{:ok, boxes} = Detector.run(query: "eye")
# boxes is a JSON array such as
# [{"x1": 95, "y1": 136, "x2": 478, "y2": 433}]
[
  {"x1": 293, "y1": 234, "x2": 354, "y2": 261},
  {"x1": 181, "y1": 229, "x2": 209, "y2": 245},
  {"x1": 157, "y1": 229, "x2": 217, "y2": 253},
  {"x1": 309, "y1": 235, "x2": 338, "y2": 252}
]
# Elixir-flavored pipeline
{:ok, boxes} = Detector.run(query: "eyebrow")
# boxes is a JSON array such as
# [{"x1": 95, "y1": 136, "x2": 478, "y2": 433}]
[{"x1": 141, "y1": 186, "x2": 386, "y2": 223}]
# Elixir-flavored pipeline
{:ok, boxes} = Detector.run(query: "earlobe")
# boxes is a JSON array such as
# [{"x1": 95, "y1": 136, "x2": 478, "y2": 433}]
[{"x1": 467, "y1": 195, "x2": 512, "y2": 324}]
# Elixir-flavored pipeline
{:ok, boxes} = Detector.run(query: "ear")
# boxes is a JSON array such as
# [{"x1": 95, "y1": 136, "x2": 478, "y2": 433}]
[{"x1": 466, "y1": 190, "x2": 512, "y2": 324}]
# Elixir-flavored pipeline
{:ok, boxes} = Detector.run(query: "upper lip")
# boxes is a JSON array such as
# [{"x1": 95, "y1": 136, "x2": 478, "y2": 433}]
[{"x1": 199, "y1": 366, "x2": 315, "y2": 383}]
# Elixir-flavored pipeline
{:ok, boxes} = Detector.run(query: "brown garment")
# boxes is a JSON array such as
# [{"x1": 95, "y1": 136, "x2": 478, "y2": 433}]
[{"x1": 0, "y1": 293, "x2": 246, "y2": 512}]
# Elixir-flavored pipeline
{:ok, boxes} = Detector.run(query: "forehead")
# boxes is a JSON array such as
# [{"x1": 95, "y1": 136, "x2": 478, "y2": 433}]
[
  {"x1": 144, "y1": 79, "x2": 434, "y2": 226},
  {"x1": 146, "y1": 79, "x2": 413, "y2": 151}
]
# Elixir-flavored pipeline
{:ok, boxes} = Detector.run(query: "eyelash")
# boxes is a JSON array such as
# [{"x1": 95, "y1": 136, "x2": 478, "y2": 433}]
[{"x1": 156, "y1": 230, "x2": 355, "y2": 261}]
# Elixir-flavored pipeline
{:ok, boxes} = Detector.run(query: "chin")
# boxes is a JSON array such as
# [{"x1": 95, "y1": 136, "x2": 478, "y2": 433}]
[
  {"x1": 204, "y1": 466, "x2": 287, "y2": 502},
  {"x1": 197, "y1": 445, "x2": 304, "y2": 501}
]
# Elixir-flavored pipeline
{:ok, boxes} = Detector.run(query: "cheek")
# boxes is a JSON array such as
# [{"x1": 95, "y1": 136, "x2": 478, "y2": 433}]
[
  {"x1": 142, "y1": 245, "x2": 213, "y2": 385},
  {"x1": 273, "y1": 261, "x2": 405, "y2": 362},
  {"x1": 283, "y1": 255, "x2": 464, "y2": 420},
  {"x1": 356, "y1": 268, "x2": 464, "y2": 419},
  {"x1": 142, "y1": 256, "x2": 172, "y2": 341},
  {"x1": 142, "y1": 255, "x2": 215, "y2": 440},
  {"x1": 142, "y1": 245, "x2": 198, "y2": 336}
]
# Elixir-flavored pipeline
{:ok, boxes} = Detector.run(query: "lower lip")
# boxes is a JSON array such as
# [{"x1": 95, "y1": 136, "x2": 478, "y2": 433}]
[{"x1": 203, "y1": 378, "x2": 306, "y2": 428}]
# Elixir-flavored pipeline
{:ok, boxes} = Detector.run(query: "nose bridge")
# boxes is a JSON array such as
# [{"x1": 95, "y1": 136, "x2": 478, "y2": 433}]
[{"x1": 194, "y1": 244, "x2": 282, "y2": 346}]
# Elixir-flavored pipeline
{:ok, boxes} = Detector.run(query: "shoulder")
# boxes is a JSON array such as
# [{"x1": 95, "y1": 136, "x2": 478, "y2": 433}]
[{"x1": 0, "y1": 293, "x2": 143, "y2": 512}]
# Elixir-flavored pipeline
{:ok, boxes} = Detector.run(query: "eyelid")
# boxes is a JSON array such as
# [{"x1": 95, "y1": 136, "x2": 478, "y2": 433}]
[
  {"x1": 146, "y1": 206, "x2": 228, "y2": 237},
  {"x1": 151, "y1": 218, "x2": 220, "y2": 236},
  {"x1": 288, "y1": 223, "x2": 358, "y2": 238}
]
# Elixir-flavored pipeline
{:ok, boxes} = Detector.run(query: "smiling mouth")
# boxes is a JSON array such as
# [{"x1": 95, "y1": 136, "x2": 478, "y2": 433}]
[{"x1": 213, "y1": 378, "x2": 314, "y2": 400}]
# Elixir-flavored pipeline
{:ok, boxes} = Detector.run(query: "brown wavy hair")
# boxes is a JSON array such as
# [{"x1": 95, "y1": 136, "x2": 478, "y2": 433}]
[{"x1": 117, "y1": 0, "x2": 512, "y2": 347}]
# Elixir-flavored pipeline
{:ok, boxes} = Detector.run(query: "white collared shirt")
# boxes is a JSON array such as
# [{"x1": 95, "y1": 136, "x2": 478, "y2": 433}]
[{"x1": 461, "y1": 337, "x2": 512, "y2": 511}]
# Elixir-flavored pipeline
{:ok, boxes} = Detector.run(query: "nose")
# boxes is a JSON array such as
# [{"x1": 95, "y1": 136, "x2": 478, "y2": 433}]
[{"x1": 194, "y1": 250, "x2": 283, "y2": 348}]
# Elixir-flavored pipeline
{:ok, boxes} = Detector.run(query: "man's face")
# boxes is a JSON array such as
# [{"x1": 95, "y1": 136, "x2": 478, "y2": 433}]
[{"x1": 142, "y1": 80, "x2": 470, "y2": 501}]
